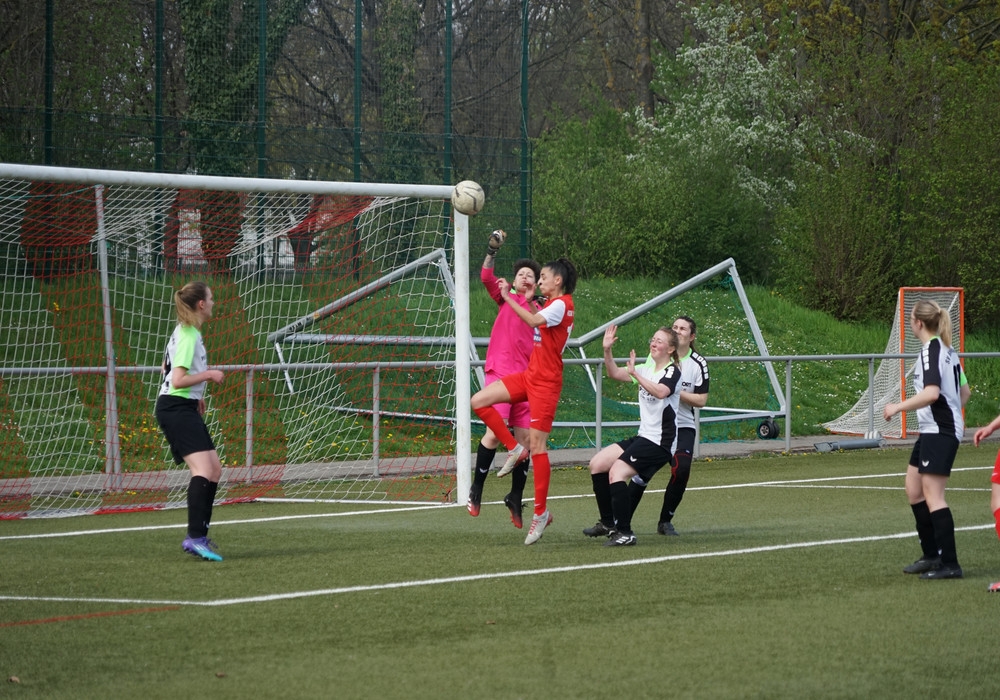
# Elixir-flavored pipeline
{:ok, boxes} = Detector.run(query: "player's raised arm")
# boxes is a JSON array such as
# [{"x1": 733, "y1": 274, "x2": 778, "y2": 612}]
[
  {"x1": 602, "y1": 325, "x2": 631, "y2": 383},
  {"x1": 498, "y1": 278, "x2": 547, "y2": 328}
]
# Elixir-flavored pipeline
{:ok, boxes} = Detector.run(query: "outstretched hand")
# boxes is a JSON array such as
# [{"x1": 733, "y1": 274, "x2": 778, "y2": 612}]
[
  {"x1": 603, "y1": 324, "x2": 618, "y2": 351},
  {"x1": 488, "y1": 229, "x2": 506, "y2": 252}
]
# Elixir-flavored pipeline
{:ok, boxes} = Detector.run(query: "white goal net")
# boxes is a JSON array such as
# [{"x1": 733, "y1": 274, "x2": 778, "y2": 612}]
[
  {"x1": 823, "y1": 287, "x2": 964, "y2": 439},
  {"x1": 0, "y1": 164, "x2": 471, "y2": 518}
]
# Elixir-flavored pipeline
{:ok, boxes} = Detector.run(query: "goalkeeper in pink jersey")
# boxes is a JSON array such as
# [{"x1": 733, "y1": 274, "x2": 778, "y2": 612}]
[
  {"x1": 472, "y1": 257, "x2": 577, "y2": 545},
  {"x1": 973, "y1": 413, "x2": 1000, "y2": 592},
  {"x1": 467, "y1": 229, "x2": 541, "y2": 529}
]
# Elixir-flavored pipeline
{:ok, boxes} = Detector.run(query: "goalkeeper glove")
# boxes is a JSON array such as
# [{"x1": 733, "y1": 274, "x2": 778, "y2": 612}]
[{"x1": 486, "y1": 229, "x2": 506, "y2": 256}]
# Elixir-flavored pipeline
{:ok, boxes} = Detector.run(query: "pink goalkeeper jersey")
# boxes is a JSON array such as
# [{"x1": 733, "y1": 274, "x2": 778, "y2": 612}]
[{"x1": 482, "y1": 266, "x2": 535, "y2": 377}]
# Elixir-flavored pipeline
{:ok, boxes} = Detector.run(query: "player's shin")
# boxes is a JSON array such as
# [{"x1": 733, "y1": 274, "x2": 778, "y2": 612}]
[
  {"x1": 532, "y1": 452, "x2": 551, "y2": 515},
  {"x1": 474, "y1": 443, "x2": 497, "y2": 486},
  {"x1": 473, "y1": 406, "x2": 517, "y2": 450}
]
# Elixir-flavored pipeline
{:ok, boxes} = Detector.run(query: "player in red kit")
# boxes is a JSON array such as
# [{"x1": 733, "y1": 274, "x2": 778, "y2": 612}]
[{"x1": 471, "y1": 258, "x2": 577, "y2": 545}]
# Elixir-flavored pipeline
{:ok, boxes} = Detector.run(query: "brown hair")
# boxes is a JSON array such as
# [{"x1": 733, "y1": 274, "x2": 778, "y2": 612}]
[
  {"x1": 675, "y1": 315, "x2": 698, "y2": 350},
  {"x1": 513, "y1": 258, "x2": 541, "y2": 282},
  {"x1": 174, "y1": 281, "x2": 210, "y2": 328},
  {"x1": 912, "y1": 300, "x2": 952, "y2": 347}
]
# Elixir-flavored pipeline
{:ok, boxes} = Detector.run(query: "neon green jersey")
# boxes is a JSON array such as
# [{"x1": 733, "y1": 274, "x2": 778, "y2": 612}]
[{"x1": 159, "y1": 324, "x2": 208, "y2": 400}]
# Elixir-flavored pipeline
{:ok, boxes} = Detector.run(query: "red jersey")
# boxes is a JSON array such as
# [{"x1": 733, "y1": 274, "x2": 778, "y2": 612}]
[{"x1": 525, "y1": 295, "x2": 574, "y2": 388}]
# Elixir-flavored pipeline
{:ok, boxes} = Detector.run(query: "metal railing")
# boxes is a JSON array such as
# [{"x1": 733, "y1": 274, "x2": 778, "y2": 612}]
[{"x1": 4, "y1": 351, "x2": 998, "y2": 478}]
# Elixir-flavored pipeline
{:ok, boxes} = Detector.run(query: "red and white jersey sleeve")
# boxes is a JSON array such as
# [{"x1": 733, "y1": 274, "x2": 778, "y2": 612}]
[{"x1": 525, "y1": 295, "x2": 574, "y2": 387}]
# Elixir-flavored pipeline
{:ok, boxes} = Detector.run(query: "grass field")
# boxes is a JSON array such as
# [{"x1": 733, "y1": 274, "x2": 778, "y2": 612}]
[{"x1": 3, "y1": 446, "x2": 1000, "y2": 699}]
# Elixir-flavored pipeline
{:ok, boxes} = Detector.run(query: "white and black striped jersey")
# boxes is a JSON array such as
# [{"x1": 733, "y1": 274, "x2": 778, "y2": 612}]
[
  {"x1": 913, "y1": 336, "x2": 965, "y2": 440},
  {"x1": 634, "y1": 358, "x2": 682, "y2": 451},
  {"x1": 677, "y1": 349, "x2": 710, "y2": 430}
]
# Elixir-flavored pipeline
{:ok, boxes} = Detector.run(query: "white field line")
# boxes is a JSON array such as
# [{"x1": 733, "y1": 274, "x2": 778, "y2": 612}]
[
  {"x1": 1, "y1": 524, "x2": 993, "y2": 608},
  {"x1": 0, "y1": 503, "x2": 445, "y2": 541},
  {"x1": 2, "y1": 466, "x2": 991, "y2": 542},
  {"x1": 2, "y1": 466, "x2": 994, "y2": 608}
]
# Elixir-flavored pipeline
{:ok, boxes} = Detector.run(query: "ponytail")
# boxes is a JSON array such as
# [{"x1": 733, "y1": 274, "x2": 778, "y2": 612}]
[
  {"x1": 912, "y1": 300, "x2": 952, "y2": 347},
  {"x1": 175, "y1": 281, "x2": 210, "y2": 328}
]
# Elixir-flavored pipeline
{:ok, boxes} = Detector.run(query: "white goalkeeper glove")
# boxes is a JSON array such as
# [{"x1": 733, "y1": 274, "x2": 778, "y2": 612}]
[{"x1": 486, "y1": 229, "x2": 506, "y2": 256}]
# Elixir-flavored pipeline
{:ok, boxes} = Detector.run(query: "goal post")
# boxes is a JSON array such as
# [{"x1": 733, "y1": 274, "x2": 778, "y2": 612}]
[
  {"x1": 562, "y1": 258, "x2": 787, "y2": 451},
  {"x1": 0, "y1": 163, "x2": 472, "y2": 517},
  {"x1": 823, "y1": 287, "x2": 964, "y2": 439}
]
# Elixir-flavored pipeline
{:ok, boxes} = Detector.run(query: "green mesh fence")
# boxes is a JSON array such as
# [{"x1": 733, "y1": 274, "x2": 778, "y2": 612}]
[{"x1": 0, "y1": 0, "x2": 532, "y2": 256}]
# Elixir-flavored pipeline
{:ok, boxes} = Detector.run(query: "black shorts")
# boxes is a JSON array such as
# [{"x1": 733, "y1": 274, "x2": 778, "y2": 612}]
[
  {"x1": 909, "y1": 434, "x2": 960, "y2": 477},
  {"x1": 155, "y1": 395, "x2": 216, "y2": 465},
  {"x1": 615, "y1": 436, "x2": 672, "y2": 483},
  {"x1": 676, "y1": 427, "x2": 696, "y2": 456}
]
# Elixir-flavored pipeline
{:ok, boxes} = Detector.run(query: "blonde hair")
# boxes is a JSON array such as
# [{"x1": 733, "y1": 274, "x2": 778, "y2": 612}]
[
  {"x1": 912, "y1": 300, "x2": 952, "y2": 347},
  {"x1": 174, "y1": 281, "x2": 210, "y2": 328}
]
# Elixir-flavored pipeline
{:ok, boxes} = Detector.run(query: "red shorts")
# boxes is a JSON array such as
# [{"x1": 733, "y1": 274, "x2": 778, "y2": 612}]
[
  {"x1": 501, "y1": 372, "x2": 561, "y2": 433},
  {"x1": 485, "y1": 371, "x2": 531, "y2": 430},
  {"x1": 992, "y1": 450, "x2": 1000, "y2": 486}
]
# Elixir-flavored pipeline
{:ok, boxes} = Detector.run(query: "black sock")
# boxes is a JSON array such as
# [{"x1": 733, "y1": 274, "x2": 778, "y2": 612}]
[
  {"x1": 626, "y1": 479, "x2": 646, "y2": 517},
  {"x1": 591, "y1": 473, "x2": 614, "y2": 526},
  {"x1": 910, "y1": 501, "x2": 937, "y2": 559},
  {"x1": 660, "y1": 453, "x2": 692, "y2": 523},
  {"x1": 930, "y1": 507, "x2": 959, "y2": 566},
  {"x1": 610, "y1": 480, "x2": 633, "y2": 534},
  {"x1": 510, "y1": 459, "x2": 529, "y2": 500},
  {"x1": 187, "y1": 476, "x2": 213, "y2": 539},
  {"x1": 206, "y1": 479, "x2": 218, "y2": 529},
  {"x1": 473, "y1": 443, "x2": 496, "y2": 490}
]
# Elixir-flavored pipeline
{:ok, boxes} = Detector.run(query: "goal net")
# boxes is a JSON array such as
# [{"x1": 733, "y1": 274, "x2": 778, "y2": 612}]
[
  {"x1": 823, "y1": 287, "x2": 964, "y2": 439},
  {"x1": 547, "y1": 258, "x2": 786, "y2": 451},
  {"x1": 0, "y1": 164, "x2": 471, "y2": 518}
]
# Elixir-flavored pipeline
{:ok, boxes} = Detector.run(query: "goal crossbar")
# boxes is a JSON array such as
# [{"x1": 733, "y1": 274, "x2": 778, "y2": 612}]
[{"x1": 0, "y1": 162, "x2": 473, "y2": 515}]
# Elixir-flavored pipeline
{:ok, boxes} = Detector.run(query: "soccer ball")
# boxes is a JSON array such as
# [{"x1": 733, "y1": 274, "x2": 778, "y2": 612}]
[{"x1": 451, "y1": 180, "x2": 485, "y2": 216}]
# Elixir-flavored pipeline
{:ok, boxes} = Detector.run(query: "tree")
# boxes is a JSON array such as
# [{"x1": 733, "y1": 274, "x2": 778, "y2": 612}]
[{"x1": 534, "y1": 2, "x2": 841, "y2": 282}]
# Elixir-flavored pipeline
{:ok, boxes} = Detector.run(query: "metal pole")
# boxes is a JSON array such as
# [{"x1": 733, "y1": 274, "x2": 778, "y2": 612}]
[
  {"x1": 155, "y1": 0, "x2": 164, "y2": 172},
  {"x1": 595, "y1": 366, "x2": 602, "y2": 449},
  {"x1": 519, "y1": 0, "x2": 530, "y2": 255},
  {"x1": 443, "y1": 0, "x2": 452, "y2": 184},
  {"x1": 867, "y1": 357, "x2": 876, "y2": 437},
  {"x1": 246, "y1": 369, "x2": 254, "y2": 469},
  {"x1": 693, "y1": 407, "x2": 700, "y2": 459},
  {"x1": 353, "y1": 0, "x2": 362, "y2": 181},
  {"x1": 257, "y1": 0, "x2": 267, "y2": 178},
  {"x1": 784, "y1": 360, "x2": 792, "y2": 453},
  {"x1": 453, "y1": 212, "x2": 472, "y2": 504},
  {"x1": 44, "y1": 0, "x2": 54, "y2": 165},
  {"x1": 372, "y1": 366, "x2": 381, "y2": 477},
  {"x1": 95, "y1": 185, "x2": 123, "y2": 486}
]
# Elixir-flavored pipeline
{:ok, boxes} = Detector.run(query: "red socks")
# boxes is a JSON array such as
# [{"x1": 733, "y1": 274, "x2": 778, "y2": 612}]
[
  {"x1": 473, "y1": 406, "x2": 517, "y2": 451},
  {"x1": 532, "y1": 452, "x2": 551, "y2": 515}
]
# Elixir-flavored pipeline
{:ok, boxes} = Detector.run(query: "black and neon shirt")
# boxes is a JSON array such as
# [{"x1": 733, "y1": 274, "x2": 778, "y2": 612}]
[{"x1": 159, "y1": 324, "x2": 209, "y2": 400}]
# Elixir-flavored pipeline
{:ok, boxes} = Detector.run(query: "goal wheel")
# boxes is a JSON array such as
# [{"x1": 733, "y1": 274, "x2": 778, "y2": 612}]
[{"x1": 757, "y1": 419, "x2": 780, "y2": 440}]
